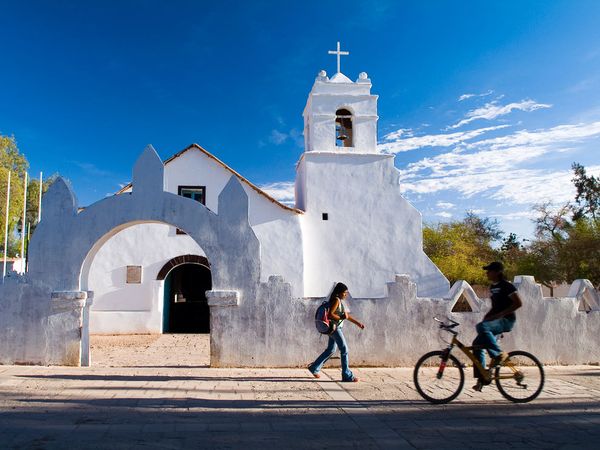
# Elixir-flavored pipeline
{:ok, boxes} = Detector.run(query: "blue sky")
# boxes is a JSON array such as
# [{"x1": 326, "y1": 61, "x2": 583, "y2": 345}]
[{"x1": 1, "y1": 0, "x2": 600, "y2": 238}]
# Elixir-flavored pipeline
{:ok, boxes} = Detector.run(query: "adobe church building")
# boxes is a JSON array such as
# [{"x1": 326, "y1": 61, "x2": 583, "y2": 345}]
[
  {"x1": 1, "y1": 51, "x2": 599, "y2": 367},
  {"x1": 86, "y1": 68, "x2": 448, "y2": 336}
]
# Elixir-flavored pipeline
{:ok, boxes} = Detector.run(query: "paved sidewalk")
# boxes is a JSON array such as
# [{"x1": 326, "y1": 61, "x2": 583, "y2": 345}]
[{"x1": 0, "y1": 335, "x2": 599, "y2": 449}]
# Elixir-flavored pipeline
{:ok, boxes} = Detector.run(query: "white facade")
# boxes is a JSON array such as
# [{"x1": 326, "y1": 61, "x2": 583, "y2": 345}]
[
  {"x1": 85, "y1": 146, "x2": 305, "y2": 333},
  {"x1": 298, "y1": 70, "x2": 447, "y2": 298},
  {"x1": 85, "y1": 69, "x2": 448, "y2": 334}
]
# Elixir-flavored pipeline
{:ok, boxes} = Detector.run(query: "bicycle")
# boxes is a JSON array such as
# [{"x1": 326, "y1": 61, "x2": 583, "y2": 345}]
[{"x1": 413, "y1": 317, "x2": 544, "y2": 404}]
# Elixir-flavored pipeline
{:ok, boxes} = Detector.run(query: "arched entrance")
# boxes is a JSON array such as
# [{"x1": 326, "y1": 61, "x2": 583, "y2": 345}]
[
  {"x1": 158, "y1": 255, "x2": 211, "y2": 333},
  {"x1": 25, "y1": 147, "x2": 261, "y2": 366}
]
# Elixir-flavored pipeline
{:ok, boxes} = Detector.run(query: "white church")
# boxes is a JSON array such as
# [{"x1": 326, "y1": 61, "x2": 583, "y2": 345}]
[
  {"x1": 2, "y1": 44, "x2": 598, "y2": 368},
  {"x1": 86, "y1": 51, "x2": 448, "y2": 335}
]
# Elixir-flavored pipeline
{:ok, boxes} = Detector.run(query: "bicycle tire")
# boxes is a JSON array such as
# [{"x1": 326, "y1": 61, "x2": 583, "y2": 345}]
[
  {"x1": 414, "y1": 350, "x2": 465, "y2": 404},
  {"x1": 495, "y1": 350, "x2": 544, "y2": 403}
]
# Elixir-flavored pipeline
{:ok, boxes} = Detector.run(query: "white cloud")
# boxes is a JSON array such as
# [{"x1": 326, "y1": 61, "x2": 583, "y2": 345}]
[
  {"x1": 449, "y1": 99, "x2": 552, "y2": 129},
  {"x1": 436, "y1": 201, "x2": 455, "y2": 210},
  {"x1": 435, "y1": 211, "x2": 453, "y2": 218},
  {"x1": 458, "y1": 90, "x2": 494, "y2": 101},
  {"x1": 378, "y1": 125, "x2": 508, "y2": 153},
  {"x1": 468, "y1": 121, "x2": 600, "y2": 151},
  {"x1": 269, "y1": 130, "x2": 288, "y2": 145},
  {"x1": 401, "y1": 168, "x2": 574, "y2": 205},
  {"x1": 490, "y1": 210, "x2": 538, "y2": 221},
  {"x1": 267, "y1": 128, "x2": 304, "y2": 147},
  {"x1": 260, "y1": 181, "x2": 295, "y2": 206},
  {"x1": 398, "y1": 121, "x2": 600, "y2": 205},
  {"x1": 381, "y1": 127, "x2": 414, "y2": 141}
]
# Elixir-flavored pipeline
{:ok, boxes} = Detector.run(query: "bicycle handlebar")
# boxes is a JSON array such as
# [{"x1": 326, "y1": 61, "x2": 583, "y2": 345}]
[{"x1": 433, "y1": 316, "x2": 460, "y2": 330}]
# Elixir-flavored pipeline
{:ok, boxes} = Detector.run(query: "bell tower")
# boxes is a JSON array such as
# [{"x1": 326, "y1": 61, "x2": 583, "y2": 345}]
[
  {"x1": 302, "y1": 43, "x2": 379, "y2": 154},
  {"x1": 295, "y1": 43, "x2": 448, "y2": 299}
]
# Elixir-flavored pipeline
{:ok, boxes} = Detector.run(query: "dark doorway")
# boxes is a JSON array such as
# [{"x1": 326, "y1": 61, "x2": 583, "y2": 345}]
[{"x1": 163, "y1": 263, "x2": 212, "y2": 333}]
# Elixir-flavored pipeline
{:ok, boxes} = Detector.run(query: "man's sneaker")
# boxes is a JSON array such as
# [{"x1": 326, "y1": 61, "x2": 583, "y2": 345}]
[
  {"x1": 472, "y1": 380, "x2": 484, "y2": 392},
  {"x1": 490, "y1": 352, "x2": 509, "y2": 368}
]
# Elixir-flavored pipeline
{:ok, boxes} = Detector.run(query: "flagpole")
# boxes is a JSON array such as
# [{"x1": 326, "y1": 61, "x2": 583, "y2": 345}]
[
  {"x1": 38, "y1": 171, "x2": 42, "y2": 223},
  {"x1": 2, "y1": 171, "x2": 11, "y2": 282},
  {"x1": 26, "y1": 221, "x2": 31, "y2": 272},
  {"x1": 20, "y1": 172, "x2": 28, "y2": 270}
]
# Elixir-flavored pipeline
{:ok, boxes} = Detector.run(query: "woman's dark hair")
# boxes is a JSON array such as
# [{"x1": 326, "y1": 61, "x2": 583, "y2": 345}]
[{"x1": 328, "y1": 282, "x2": 348, "y2": 304}]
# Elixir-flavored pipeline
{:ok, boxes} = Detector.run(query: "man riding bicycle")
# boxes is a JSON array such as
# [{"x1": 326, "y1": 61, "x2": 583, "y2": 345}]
[{"x1": 473, "y1": 261, "x2": 523, "y2": 392}]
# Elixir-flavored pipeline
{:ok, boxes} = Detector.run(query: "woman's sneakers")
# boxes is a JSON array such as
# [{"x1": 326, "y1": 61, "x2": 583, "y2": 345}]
[
  {"x1": 307, "y1": 365, "x2": 320, "y2": 378},
  {"x1": 342, "y1": 376, "x2": 359, "y2": 383}
]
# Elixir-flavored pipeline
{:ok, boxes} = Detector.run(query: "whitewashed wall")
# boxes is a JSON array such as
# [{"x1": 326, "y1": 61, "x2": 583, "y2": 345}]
[
  {"x1": 297, "y1": 152, "x2": 448, "y2": 299},
  {"x1": 298, "y1": 71, "x2": 448, "y2": 299},
  {"x1": 86, "y1": 223, "x2": 204, "y2": 334},
  {"x1": 164, "y1": 149, "x2": 304, "y2": 296},
  {"x1": 0, "y1": 278, "x2": 92, "y2": 366},
  {"x1": 84, "y1": 147, "x2": 305, "y2": 334},
  {"x1": 210, "y1": 275, "x2": 600, "y2": 367},
  {"x1": 116, "y1": 148, "x2": 304, "y2": 296}
]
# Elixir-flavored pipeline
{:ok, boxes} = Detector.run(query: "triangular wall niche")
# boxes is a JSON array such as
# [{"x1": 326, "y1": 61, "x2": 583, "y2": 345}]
[{"x1": 452, "y1": 293, "x2": 473, "y2": 312}]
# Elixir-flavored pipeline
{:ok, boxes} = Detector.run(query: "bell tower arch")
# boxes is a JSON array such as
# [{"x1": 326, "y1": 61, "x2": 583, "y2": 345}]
[{"x1": 302, "y1": 68, "x2": 378, "y2": 154}]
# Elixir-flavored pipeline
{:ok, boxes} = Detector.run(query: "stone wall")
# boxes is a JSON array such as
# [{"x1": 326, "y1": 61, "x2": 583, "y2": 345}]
[
  {"x1": 209, "y1": 275, "x2": 600, "y2": 367},
  {"x1": 0, "y1": 277, "x2": 92, "y2": 366},
  {"x1": 2, "y1": 271, "x2": 599, "y2": 367}
]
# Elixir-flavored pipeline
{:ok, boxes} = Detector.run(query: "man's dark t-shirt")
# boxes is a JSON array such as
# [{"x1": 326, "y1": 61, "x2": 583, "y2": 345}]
[{"x1": 487, "y1": 279, "x2": 518, "y2": 321}]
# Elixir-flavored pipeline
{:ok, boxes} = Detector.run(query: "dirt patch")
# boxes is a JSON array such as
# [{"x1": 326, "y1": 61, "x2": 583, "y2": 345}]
[{"x1": 90, "y1": 334, "x2": 210, "y2": 368}]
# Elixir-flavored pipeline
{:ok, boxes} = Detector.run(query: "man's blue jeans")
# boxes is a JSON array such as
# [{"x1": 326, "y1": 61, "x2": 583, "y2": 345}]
[
  {"x1": 310, "y1": 327, "x2": 353, "y2": 381},
  {"x1": 472, "y1": 317, "x2": 515, "y2": 378}
]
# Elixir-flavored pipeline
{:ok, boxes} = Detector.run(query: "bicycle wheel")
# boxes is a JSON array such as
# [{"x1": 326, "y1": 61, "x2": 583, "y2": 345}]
[
  {"x1": 495, "y1": 350, "x2": 544, "y2": 403},
  {"x1": 414, "y1": 350, "x2": 464, "y2": 404}
]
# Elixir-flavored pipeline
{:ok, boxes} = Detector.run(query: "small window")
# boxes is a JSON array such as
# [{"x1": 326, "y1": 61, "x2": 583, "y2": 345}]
[
  {"x1": 178, "y1": 186, "x2": 206, "y2": 204},
  {"x1": 177, "y1": 186, "x2": 206, "y2": 234},
  {"x1": 335, "y1": 108, "x2": 353, "y2": 148},
  {"x1": 126, "y1": 266, "x2": 142, "y2": 284},
  {"x1": 322, "y1": 213, "x2": 329, "y2": 221}
]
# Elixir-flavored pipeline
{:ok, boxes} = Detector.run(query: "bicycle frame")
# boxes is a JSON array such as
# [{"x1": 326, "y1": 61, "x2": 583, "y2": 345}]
[{"x1": 438, "y1": 333, "x2": 520, "y2": 384}]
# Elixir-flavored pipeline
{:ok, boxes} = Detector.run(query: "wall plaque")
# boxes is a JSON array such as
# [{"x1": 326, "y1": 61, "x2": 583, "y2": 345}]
[{"x1": 126, "y1": 265, "x2": 142, "y2": 284}]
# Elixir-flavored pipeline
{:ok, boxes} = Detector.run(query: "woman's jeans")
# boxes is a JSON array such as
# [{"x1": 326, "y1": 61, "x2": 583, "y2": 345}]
[
  {"x1": 472, "y1": 317, "x2": 515, "y2": 378},
  {"x1": 310, "y1": 327, "x2": 353, "y2": 380}
]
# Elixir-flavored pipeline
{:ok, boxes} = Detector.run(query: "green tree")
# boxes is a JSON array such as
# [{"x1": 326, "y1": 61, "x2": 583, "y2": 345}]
[
  {"x1": 500, "y1": 233, "x2": 528, "y2": 280},
  {"x1": 0, "y1": 135, "x2": 28, "y2": 257},
  {"x1": 522, "y1": 198, "x2": 600, "y2": 291},
  {"x1": 522, "y1": 203, "x2": 571, "y2": 294},
  {"x1": 423, "y1": 213, "x2": 501, "y2": 285},
  {"x1": 561, "y1": 217, "x2": 600, "y2": 286},
  {"x1": 572, "y1": 162, "x2": 600, "y2": 220}
]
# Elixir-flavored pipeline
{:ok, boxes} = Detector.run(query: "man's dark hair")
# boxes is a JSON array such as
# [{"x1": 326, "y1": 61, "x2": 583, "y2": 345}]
[{"x1": 483, "y1": 261, "x2": 504, "y2": 272}]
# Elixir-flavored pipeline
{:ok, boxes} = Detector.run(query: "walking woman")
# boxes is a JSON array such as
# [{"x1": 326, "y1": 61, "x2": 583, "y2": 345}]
[{"x1": 308, "y1": 282, "x2": 365, "y2": 382}]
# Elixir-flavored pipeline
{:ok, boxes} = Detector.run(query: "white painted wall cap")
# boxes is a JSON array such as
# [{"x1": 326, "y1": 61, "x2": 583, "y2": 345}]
[
  {"x1": 51, "y1": 291, "x2": 88, "y2": 300},
  {"x1": 206, "y1": 290, "x2": 240, "y2": 307},
  {"x1": 329, "y1": 72, "x2": 353, "y2": 83}
]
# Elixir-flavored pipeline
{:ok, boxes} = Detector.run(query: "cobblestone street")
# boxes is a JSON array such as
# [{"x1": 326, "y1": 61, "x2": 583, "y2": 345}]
[{"x1": 0, "y1": 335, "x2": 599, "y2": 449}]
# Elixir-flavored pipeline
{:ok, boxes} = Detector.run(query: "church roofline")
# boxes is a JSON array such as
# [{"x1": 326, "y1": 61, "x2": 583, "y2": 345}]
[{"x1": 115, "y1": 143, "x2": 303, "y2": 215}]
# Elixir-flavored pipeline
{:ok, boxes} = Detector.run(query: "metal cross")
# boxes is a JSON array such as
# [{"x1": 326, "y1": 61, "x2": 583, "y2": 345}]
[{"x1": 328, "y1": 41, "x2": 349, "y2": 74}]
